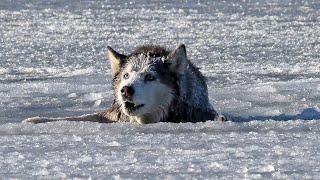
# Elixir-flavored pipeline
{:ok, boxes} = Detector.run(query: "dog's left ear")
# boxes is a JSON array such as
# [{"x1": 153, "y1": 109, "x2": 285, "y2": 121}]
[
  {"x1": 166, "y1": 44, "x2": 188, "y2": 74},
  {"x1": 107, "y1": 46, "x2": 127, "y2": 76}
]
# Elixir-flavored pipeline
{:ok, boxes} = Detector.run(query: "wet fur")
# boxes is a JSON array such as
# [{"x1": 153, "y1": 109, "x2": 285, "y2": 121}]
[
  {"x1": 23, "y1": 45, "x2": 220, "y2": 124},
  {"x1": 100, "y1": 45, "x2": 218, "y2": 123}
]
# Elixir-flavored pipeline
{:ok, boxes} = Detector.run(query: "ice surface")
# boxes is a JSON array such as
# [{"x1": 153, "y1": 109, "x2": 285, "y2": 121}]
[
  {"x1": 0, "y1": 0, "x2": 320, "y2": 178},
  {"x1": 1, "y1": 121, "x2": 320, "y2": 179}
]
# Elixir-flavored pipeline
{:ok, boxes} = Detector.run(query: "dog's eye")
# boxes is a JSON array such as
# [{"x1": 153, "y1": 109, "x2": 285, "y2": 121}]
[
  {"x1": 123, "y1": 73, "x2": 129, "y2": 79},
  {"x1": 145, "y1": 74, "x2": 156, "y2": 82}
]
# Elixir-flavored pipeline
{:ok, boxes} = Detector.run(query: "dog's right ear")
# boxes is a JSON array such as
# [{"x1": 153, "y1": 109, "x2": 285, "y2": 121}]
[
  {"x1": 107, "y1": 46, "x2": 126, "y2": 76},
  {"x1": 166, "y1": 44, "x2": 188, "y2": 75}
]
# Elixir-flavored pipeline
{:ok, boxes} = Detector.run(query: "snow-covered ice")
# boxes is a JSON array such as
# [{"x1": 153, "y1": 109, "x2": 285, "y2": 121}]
[
  {"x1": 0, "y1": 0, "x2": 319, "y2": 178},
  {"x1": 1, "y1": 121, "x2": 320, "y2": 179}
]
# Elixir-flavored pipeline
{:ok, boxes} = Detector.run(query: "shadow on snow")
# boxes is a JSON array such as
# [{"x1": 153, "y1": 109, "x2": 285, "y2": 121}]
[{"x1": 227, "y1": 108, "x2": 320, "y2": 122}]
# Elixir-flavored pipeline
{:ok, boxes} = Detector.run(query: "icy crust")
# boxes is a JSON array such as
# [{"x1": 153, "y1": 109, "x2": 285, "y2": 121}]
[
  {"x1": 0, "y1": 0, "x2": 320, "y2": 122},
  {"x1": 1, "y1": 0, "x2": 319, "y2": 122},
  {"x1": 210, "y1": 78, "x2": 320, "y2": 118},
  {"x1": 0, "y1": 120, "x2": 320, "y2": 179},
  {"x1": 2, "y1": 119, "x2": 320, "y2": 136}
]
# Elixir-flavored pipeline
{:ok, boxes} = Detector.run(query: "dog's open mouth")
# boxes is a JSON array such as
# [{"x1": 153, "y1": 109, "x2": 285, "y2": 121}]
[{"x1": 124, "y1": 101, "x2": 145, "y2": 112}]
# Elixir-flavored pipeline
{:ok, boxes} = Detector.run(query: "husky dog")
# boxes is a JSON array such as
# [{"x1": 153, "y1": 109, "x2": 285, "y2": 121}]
[{"x1": 23, "y1": 44, "x2": 223, "y2": 124}]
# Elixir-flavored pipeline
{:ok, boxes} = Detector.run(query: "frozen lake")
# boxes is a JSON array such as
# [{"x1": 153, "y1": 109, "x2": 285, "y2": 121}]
[{"x1": 0, "y1": 0, "x2": 319, "y2": 178}]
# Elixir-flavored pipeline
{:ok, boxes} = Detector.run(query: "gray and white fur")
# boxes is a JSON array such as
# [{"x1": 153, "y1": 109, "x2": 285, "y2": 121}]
[{"x1": 23, "y1": 44, "x2": 223, "y2": 124}]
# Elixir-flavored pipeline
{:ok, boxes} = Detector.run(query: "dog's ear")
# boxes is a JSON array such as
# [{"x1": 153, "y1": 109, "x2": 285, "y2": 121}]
[
  {"x1": 166, "y1": 44, "x2": 188, "y2": 74},
  {"x1": 107, "y1": 46, "x2": 126, "y2": 75}
]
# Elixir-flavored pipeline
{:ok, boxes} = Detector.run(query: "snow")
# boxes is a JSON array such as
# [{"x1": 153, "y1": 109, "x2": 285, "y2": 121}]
[
  {"x1": 0, "y1": 0, "x2": 320, "y2": 178},
  {"x1": 1, "y1": 121, "x2": 320, "y2": 178}
]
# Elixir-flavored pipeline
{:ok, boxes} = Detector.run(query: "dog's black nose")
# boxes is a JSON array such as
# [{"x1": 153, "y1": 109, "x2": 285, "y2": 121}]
[{"x1": 121, "y1": 86, "x2": 134, "y2": 99}]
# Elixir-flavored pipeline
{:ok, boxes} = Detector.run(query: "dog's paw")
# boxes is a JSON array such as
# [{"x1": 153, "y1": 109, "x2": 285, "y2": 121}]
[{"x1": 22, "y1": 117, "x2": 48, "y2": 124}]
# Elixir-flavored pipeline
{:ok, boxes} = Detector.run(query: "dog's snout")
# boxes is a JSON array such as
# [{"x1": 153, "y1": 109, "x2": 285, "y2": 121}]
[{"x1": 121, "y1": 86, "x2": 134, "y2": 99}]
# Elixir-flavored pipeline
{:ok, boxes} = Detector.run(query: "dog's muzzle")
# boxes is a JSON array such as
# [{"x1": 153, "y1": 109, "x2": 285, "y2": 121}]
[{"x1": 121, "y1": 86, "x2": 134, "y2": 100}]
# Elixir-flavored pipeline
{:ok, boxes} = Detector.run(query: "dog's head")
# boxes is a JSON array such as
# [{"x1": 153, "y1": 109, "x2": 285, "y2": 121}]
[{"x1": 107, "y1": 44, "x2": 188, "y2": 123}]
